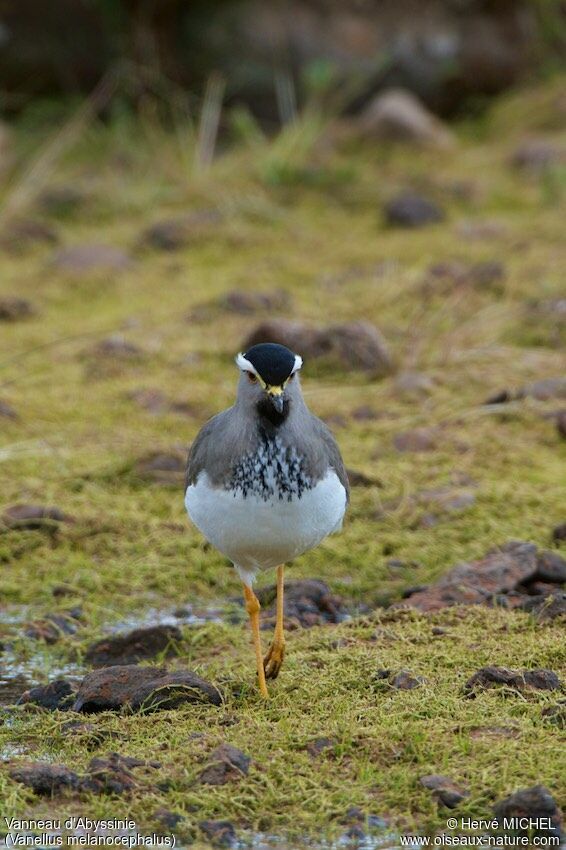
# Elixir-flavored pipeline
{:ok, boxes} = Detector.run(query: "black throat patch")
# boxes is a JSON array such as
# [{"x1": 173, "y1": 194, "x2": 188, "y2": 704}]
[{"x1": 256, "y1": 397, "x2": 290, "y2": 427}]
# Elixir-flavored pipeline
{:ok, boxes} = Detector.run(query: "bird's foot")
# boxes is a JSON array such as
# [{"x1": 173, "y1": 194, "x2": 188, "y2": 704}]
[{"x1": 263, "y1": 638, "x2": 286, "y2": 680}]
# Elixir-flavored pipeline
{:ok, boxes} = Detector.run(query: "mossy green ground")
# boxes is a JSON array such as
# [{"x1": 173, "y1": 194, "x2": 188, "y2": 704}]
[{"x1": 0, "y1": 79, "x2": 565, "y2": 844}]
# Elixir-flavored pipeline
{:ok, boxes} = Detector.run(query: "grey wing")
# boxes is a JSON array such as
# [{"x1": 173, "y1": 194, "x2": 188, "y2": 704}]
[
  {"x1": 185, "y1": 412, "x2": 227, "y2": 491},
  {"x1": 312, "y1": 416, "x2": 350, "y2": 503}
]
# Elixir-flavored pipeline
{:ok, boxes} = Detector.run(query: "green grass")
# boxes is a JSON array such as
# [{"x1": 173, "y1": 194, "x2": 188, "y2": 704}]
[{"x1": 0, "y1": 76, "x2": 565, "y2": 844}]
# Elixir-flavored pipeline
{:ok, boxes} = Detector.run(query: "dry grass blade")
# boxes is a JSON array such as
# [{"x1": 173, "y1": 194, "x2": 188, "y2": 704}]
[{"x1": 194, "y1": 72, "x2": 226, "y2": 172}]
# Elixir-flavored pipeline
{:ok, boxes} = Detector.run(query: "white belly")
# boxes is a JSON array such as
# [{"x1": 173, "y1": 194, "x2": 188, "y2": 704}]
[{"x1": 185, "y1": 470, "x2": 347, "y2": 585}]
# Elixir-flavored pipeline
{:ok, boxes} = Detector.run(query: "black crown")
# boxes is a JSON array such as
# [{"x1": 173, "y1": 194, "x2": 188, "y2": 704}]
[{"x1": 243, "y1": 343, "x2": 297, "y2": 386}]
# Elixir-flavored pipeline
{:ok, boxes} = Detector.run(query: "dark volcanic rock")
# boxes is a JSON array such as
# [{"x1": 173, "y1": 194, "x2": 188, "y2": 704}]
[
  {"x1": 552, "y1": 523, "x2": 566, "y2": 543},
  {"x1": 0, "y1": 219, "x2": 58, "y2": 252},
  {"x1": 242, "y1": 319, "x2": 393, "y2": 376},
  {"x1": 193, "y1": 288, "x2": 291, "y2": 320},
  {"x1": 198, "y1": 743, "x2": 251, "y2": 785},
  {"x1": 306, "y1": 737, "x2": 336, "y2": 757},
  {"x1": 18, "y1": 679, "x2": 76, "y2": 711},
  {"x1": 131, "y1": 451, "x2": 186, "y2": 485},
  {"x1": 199, "y1": 820, "x2": 237, "y2": 848},
  {"x1": 140, "y1": 210, "x2": 221, "y2": 251},
  {"x1": 522, "y1": 592, "x2": 566, "y2": 623},
  {"x1": 346, "y1": 468, "x2": 381, "y2": 488},
  {"x1": 493, "y1": 786, "x2": 563, "y2": 836},
  {"x1": 533, "y1": 551, "x2": 566, "y2": 584},
  {"x1": 511, "y1": 139, "x2": 566, "y2": 175},
  {"x1": 464, "y1": 666, "x2": 561, "y2": 695},
  {"x1": 25, "y1": 610, "x2": 82, "y2": 644},
  {"x1": 0, "y1": 399, "x2": 18, "y2": 419},
  {"x1": 90, "y1": 335, "x2": 143, "y2": 360},
  {"x1": 154, "y1": 809, "x2": 185, "y2": 830},
  {"x1": 542, "y1": 702, "x2": 566, "y2": 728},
  {"x1": 256, "y1": 579, "x2": 346, "y2": 629},
  {"x1": 82, "y1": 752, "x2": 156, "y2": 795},
  {"x1": 420, "y1": 774, "x2": 469, "y2": 808},
  {"x1": 1, "y1": 504, "x2": 75, "y2": 531},
  {"x1": 0, "y1": 297, "x2": 35, "y2": 321},
  {"x1": 9, "y1": 763, "x2": 80, "y2": 795},
  {"x1": 52, "y1": 244, "x2": 133, "y2": 273},
  {"x1": 393, "y1": 427, "x2": 439, "y2": 453},
  {"x1": 390, "y1": 670, "x2": 426, "y2": 690},
  {"x1": 85, "y1": 625, "x2": 182, "y2": 668},
  {"x1": 384, "y1": 192, "x2": 445, "y2": 228},
  {"x1": 487, "y1": 377, "x2": 566, "y2": 405},
  {"x1": 399, "y1": 541, "x2": 539, "y2": 612},
  {"x1": 73, "y1": 665, "x2": 222, "y2": 713}
]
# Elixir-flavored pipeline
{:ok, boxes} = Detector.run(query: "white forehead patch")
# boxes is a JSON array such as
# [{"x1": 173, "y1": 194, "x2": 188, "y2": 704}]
[{"x1": 236, "y1": 352, "x2": 259, "y2": 376}]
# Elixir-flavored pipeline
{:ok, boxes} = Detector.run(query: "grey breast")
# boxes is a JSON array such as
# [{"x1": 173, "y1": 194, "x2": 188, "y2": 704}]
[{"x1": 186, "y1": 408, "x2": 349, "y2": 503}]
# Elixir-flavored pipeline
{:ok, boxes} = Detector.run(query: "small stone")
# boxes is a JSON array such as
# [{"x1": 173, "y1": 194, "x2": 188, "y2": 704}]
[
  {"x1": 464, "y1": 666, "x2": 561, "y2": 695},
  {"x1": 90, "y1": 335, "x2": 143, "y2": 359},
  {"x1": 521, "y1": 378, "x2": 566, "y2": 401},
  {"x1": 351, "y1": 405, "x2": 379, "y2": 421},
  {"x1": 493, "y1": 786, "x2": 563, "y2": 835},
  {"x1": 73, "y1": 665, "x2": 222, "y2": 713},
  {"x1": 154, "y1": 809, "x2": 185, "y2": 830},
  {"x1": 468, "y1": 260, "x2": 506, "y2": 290},
  {"x1": 140, "y1": 210, "x2": 221, "y2": 251},
  {"x1": 542, "y1": 702, "x2": 566, "y2": 729},
  {"x1": 357, "y1": 89, "x2": 455, "y2": 150},
  {"x1": 455, "y1": 219, "x2": 506, "y2": 241},
  {"x1": 346, "y1": 468, "x2": 381, "y2": 487},
  {"x1": 511, "y1": 138, "x2": 565, "y2": 174},
  {"x1": 394, "y1": 371, "x2": 434, "y2": 397},
  {"x1": 198, "y1": 743, "x2": 251, "y2": 785},
  {"x1": 306, "y1": 737, "x2": 335, "y2": 757},
  {"x1": 18, "y1": 679, "x2": 76, "y2": 711},
  {"x1": 0, "y1": 219, "x2": 58, "y2": 252},
  {"x1": 0, "y1": 297, "x2": 35, "y2": 321},
  {"x1": 557, "y1": 411, "x2": 566, "y2": 439},
  {"x1": 384, "y1": 192, "x2": 445, "y2": 228},
  {"x1": 24, "y1": 610, "x2": 82, "y2": 644},
  {"x1": 9, "y1": 763, "x2": 80, "y2": 796},
  {"x1": 85, "y1": 625, "x2": 182, "y2": 667},
  {"x1": 533, "y1": 551, "x2": 566, "y2": 584},
  {"x1": 1, "y1": 504, "x2": 75, "y2": 531},
  {"x1": 0, "y1": 399, "x2": 18, "y2": 420},
  {"x1": 552, "y1": 523, "x2": 566, "y2": 543},
  {"x1": 522, "y1": 592, "x2": 566, "y2": 623},
  {"x1": 393, "y1": 427, "x2": 438, "y2": 453},
  {"x1": 256, "y1": 579, "x2": 345, "y2": 629},
  {"x1": 420, "y1": 774, "x2": 469, "y2": 808},
  {"x1": 389, "y1": 670, "x2": 426, "y2": 690},
  {"x1": 82, "y1": 752, "x2": 156, "y2": 795},
  {"x1": 199, "y1": 820, "x2": 237, "y2": 848},
  {"x1": 52, "y1": 244, "x2": 133, "y2": 274},
  {"x1": 185, "y1": 288, "x2": 292, "y2": 321},
  {"x1": 131, "y1": 452, "x2": 186, "y2": 485}
]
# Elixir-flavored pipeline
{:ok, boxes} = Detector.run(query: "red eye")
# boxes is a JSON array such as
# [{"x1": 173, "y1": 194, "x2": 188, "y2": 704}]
[{"x1": 247, "y1": 372, "x2": 258, "y2": 383}]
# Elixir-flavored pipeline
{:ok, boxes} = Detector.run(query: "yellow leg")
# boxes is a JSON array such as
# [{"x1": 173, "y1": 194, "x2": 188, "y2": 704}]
[
  {"x1": 264, "y1": 565, "x2": 286, "y2": 680},
  {"x1": 243, "y1": 584, "x2": 269, "y2": 699}
]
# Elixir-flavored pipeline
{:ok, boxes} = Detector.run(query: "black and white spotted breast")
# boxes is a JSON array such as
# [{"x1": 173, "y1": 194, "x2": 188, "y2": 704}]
[{"x1": 228, "y1": 434, "x2": 312, "y2": 501}]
